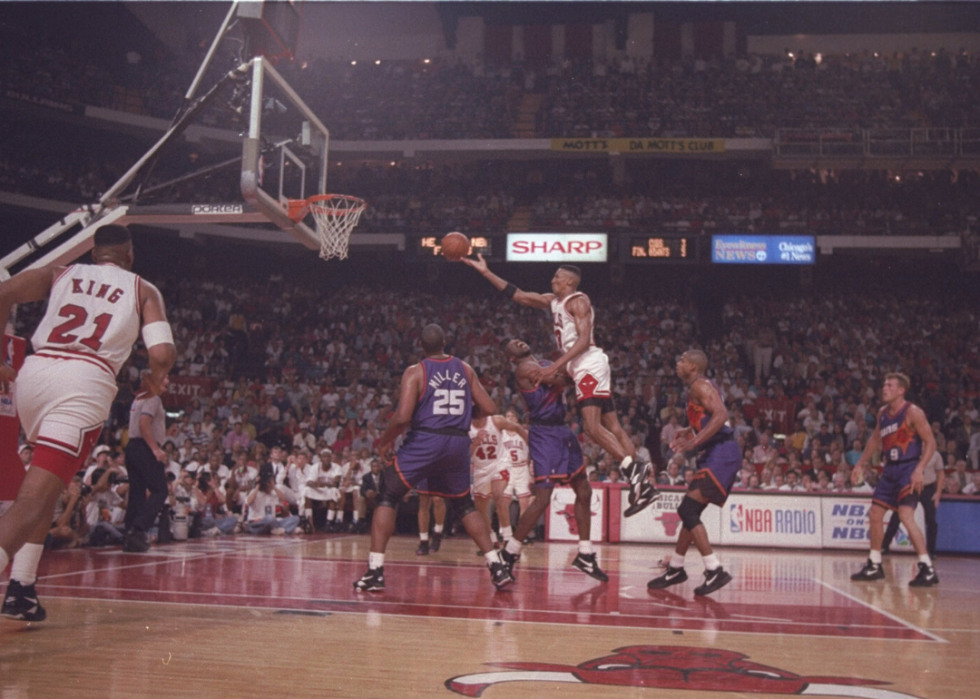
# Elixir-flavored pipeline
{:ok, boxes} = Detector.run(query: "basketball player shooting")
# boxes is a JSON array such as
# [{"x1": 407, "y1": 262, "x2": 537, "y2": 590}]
[
  {"x1": 0, "y1": 225, "x2": 176, "y2": 621},
  {"x1": 463, "y1": 254, "x2": 658, "y2": 517}
]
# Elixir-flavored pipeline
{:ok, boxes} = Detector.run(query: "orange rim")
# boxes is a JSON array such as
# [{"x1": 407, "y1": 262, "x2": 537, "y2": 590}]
[{"x1": 287, "y1": 194, "x2": 366, "y2": 222}]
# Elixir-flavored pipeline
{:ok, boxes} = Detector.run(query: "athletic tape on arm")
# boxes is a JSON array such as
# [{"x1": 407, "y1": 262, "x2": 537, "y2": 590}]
[{"x1": 141, "y1": 321, "x2": 174, "y2": 348}]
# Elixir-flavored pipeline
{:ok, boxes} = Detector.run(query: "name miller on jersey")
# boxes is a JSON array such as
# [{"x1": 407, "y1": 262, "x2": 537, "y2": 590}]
[
  {"x1": 428, "y1": 370, "x2": 468, "y2": 391},
  {"x1": 70, "y1": 278, "x2": 125, "y2": 303}
]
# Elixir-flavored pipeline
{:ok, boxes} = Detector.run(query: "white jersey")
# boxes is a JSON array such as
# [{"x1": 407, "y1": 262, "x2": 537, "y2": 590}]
[
  {"x1": 32, "y1": 263, "x2": 142, "y2": 377},
  {"x1": 550, "y1": 293, "x2": 595, "y2": 354},
  {"x1": 469, "y1": 418, "x2": 505, "y2": 474},
  {"x1": 499, "y1": 429, "x2": 529, "y2": 471}
]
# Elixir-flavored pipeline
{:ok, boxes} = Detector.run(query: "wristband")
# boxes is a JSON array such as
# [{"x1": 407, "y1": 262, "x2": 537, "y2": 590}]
[
  {"x1": 502, "y1": 283, "x2": 518, "y2": 298},
  {"x1": 141, "y1": 321, "x2": 174, "y2": 348}
]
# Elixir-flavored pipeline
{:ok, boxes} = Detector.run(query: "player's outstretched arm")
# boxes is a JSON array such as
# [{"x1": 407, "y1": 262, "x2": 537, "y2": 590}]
[
  {"x1": 464, "y1": 362, "x2": 499, "y2": 418},
  {"x1": 139, "y1": 280, "x2": 177, "y2": 395},
  {"x1": 492, "y1": 416, "x2": 528, "y2": 443},
  {"x1": 462, "y1": 254, "x2": 553, "y2": 309},
  {"x1": 0, "y1": 265, "x2": 60, "y2": 381}
]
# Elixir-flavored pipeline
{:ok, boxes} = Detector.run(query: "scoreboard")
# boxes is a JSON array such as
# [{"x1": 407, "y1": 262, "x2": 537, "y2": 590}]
[{"x1": 626, "y1": 236, "x2": 696, "y2": 263}]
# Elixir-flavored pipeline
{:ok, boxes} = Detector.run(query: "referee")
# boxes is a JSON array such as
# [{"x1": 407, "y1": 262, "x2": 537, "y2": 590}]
[{"x1": 123, "y1": 372, "x2": 170, "y2": 553}]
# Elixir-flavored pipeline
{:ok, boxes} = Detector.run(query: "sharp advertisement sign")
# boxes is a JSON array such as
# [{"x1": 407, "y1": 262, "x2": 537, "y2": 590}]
[{"x1": 506, "y1": 233, "x2": 608, "y2": 263}]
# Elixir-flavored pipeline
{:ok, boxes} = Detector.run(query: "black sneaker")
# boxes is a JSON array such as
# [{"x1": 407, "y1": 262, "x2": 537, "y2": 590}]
[
  {"x1": 430, "y1": 533, "x2": 442, "y2": 552},
  {"x1": 500, "y1": 547, "x2": 520, "y2": 576},
  {"x1": 489, "y1": 560, "x2": 515, "y2": 590},
  {"x1": 1, "y1": 580, "x2": 47, "y2": 622},
  {"x1": 908, "y1": 562, "x2": 939, "y2": 587},
  {"x1": 648, "y1": 566, "x2": 689, "y2": 589},
  {"x1": 851, "y1": 560, "x2": 886, "y2": 581},
  {"x1": 625, "y1": 481, "x2": 660, "y2": 518},
  {"x1": 572, "y1": 552, "x2": 609, "y2": 582},
  {"x1": 123, "y1": 530, "x2": 150, "y2": 553},
  {"x1": 299, "y1": 517, "x2": 314, "y2": 535},
  {"x1": 353, "y1": 567, "x2": 385, "y2": 592},
  {"x1": 416, "y1": 539, "x2": 430, "y2": 556},
  {"x1": 694, "y1": 567, "x2": 733, "y2": 596}
]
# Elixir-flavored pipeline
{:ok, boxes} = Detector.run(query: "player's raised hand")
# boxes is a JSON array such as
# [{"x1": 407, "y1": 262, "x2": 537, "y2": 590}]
[{"x1": 460, "y1": 253, "x2": 487, "y2": 273}]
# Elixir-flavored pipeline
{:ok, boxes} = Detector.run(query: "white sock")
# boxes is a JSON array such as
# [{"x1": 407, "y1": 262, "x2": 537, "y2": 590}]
[
  {"x1": 0, "y1": 546, "x2": 9, "y2": 573},
  {"x1": 505, "y1": 538, "x2": 523, "y2": 556},
  {"x1": 484, "y1": 549, "x2": 502, "y2": 566},
  {"x1": 670, "y1": 552, "x2": 686, "y2": 569},
  {"x1": 499, "y1": 526, "x2": 513, "y2": 541},
  {"x1": 419, "y1": 532, "x2": 429, "y2": 542},
  {"x1": 304, "y1": 509, "x2": 313, "y2": 519},
  {"x1": 10, "y1": 543, "x2": 43, "y2": 586},
  {"x1": 433, "y1": 524, "x2": 444, "y2": 534},
  {"x1": 352, "y1": 511, "x2": 359, "y2": 523},
  {"x1": 869, "y1": 550, "x2": 883, "y2": 565},
  {"x1": 703, "y1": 553, "x2": 720, "y2": 571},
  {"x1": 578, "y1": 540, "x2": 593, "y2": 555},
  {"x1": 327, "y1": 510, "x2": 337, "y2": 522},
  {"x1": 369, "y1": 552, "x2": 385, "y2": 569},
  {"x1": 918, "y1": 554, "x2": 933, "y2": 568}
]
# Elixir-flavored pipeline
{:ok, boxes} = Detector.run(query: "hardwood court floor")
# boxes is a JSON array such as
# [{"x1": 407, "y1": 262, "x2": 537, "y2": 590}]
[{"x1": 1, "y1": 533, "x2": 977, "y2": 699}]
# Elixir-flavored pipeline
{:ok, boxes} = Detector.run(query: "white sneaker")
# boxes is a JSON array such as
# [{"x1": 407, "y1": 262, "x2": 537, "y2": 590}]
[{"x1": 271, "y1": 527, "x2": 286, "y2": 536}]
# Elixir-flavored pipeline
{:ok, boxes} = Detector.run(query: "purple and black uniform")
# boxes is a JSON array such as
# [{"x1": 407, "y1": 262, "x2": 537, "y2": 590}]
[
  {"x1": 873, "y1": 402, "x2": 922, "y2": 511},
  {"x1": 687, "y1": 378, "x2": 740, "y2": 505},
  {"x1": 519, "y1": 360, "x2": 584, "y2": 486},
  {"x1": 393, "y1": 356, "x2": 473, "y2": 498}
]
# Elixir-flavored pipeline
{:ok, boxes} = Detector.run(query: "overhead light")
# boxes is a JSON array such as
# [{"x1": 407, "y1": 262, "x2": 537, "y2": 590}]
[
  {"x1": 351, "y1": 60, "x2": 357, "y2": 66},
  {"x1": 423, "y1": 59, "x2": 431, "y2": 64},
  {"x1": 375, "y1": 60, "x2": 381, "y2": 65}
]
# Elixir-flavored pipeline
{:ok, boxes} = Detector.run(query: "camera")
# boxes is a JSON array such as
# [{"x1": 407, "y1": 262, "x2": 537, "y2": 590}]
[{"x1": 80, "y1": 484, "x2": 93, "y2": 497}]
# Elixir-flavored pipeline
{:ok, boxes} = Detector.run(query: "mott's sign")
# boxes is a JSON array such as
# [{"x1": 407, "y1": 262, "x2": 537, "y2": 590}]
[
  {"x1": 507, "y1": 233, "x2": 608, "y2": 262},
  {"x1": 551, "y1": 138, "x2": 726, "y2": 154}
]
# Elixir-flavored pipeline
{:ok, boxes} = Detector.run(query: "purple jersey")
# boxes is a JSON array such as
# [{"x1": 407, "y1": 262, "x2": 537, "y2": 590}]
[
  {"x1": 411, "y1": 356, "x2": 472, "y2": 433},
  {"x1": 520, "y1": 360, "x2": 567, "y2": 425},
  {"x1": 878, "y1": 402, "x2": 922, "y2": 466}
]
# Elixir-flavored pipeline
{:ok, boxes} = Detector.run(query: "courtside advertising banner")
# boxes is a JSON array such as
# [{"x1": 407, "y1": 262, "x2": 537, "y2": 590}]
[
  {"x1": 821, "y1": 496, "x2": 926, "y2": 551},
  {"x1": 721, "y1": 493, "x2": 822, "y2": 548},
  {"x1": 507, "y1": 233, "x2": 608, "y2": 263},
  {"x1": 546, "y1": 486, "x2": 605, "y2": 542},
  {"x1": 711, "y1": 235, "x2": 816, "y2": 264},
  {"x1": 619, "y1": 489, "x2": 722, "y2": 543}
]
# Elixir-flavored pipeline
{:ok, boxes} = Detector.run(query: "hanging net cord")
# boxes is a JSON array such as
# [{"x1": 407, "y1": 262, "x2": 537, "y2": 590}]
[{"x1": 291, "y1": 194, "x2": 366, "y2": 261}]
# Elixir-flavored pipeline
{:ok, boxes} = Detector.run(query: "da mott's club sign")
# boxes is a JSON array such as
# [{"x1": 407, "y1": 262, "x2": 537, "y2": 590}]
[
  {"x1": 507, "y1": 233, "x2": 608, "y2": 263},
  {"x1": 551, "y1": 138, "x2": 726, "y2": 154},
  {"x1": 446, "y1": 645, "x2": 924, "y2": 698}
]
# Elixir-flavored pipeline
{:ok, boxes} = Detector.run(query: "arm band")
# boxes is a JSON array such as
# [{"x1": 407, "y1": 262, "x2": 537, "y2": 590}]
[
  {"x1": 502, "y1": 283, "x2": 518, "y2": 299},
  {"x1": 141, "y1": 321, "x2": 174, "y2": 348}
]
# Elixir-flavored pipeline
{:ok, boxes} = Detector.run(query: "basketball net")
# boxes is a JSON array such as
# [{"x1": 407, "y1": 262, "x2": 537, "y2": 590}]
[{"x1": 288, "y1": 194, "x2": 366, "y2": 261}]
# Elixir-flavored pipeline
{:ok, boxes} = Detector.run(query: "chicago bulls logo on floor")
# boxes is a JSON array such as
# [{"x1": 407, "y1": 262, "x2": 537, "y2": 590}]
[{"x1": 445, "y1": 645, "x2": 922, "y2": 698}]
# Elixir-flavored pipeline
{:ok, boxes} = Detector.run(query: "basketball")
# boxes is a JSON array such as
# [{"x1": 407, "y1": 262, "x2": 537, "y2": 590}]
[{"x1": 440, "y1": 232, "x2": 470, "y2": 261}]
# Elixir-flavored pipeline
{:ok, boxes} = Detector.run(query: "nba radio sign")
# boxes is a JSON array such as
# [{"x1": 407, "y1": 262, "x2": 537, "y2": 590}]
[{"x1": 722, "y1": 494, "x2": 821, "y2": 548}]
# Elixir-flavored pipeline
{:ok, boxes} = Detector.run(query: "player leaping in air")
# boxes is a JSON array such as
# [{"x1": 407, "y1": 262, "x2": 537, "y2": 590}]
[{"x1": 464, "y1": 255, "x2": 657, "y2": 517}]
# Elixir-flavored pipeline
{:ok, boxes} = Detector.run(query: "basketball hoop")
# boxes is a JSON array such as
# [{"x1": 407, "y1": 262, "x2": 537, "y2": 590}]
[{"x1": 287, "y1": 194, "x2": 366, "y2": 261}]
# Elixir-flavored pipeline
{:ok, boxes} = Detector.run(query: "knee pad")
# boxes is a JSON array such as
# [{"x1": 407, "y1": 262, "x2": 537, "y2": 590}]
[
  {"x1": 678, "y1": 496, "x2": 708, "y2": 531},
  {"x1": 378, "y1": 466, "x2": 410, "y2": 510},
  {"x1": 448, "y1": 493, "x2": 477, "y2": 520}
]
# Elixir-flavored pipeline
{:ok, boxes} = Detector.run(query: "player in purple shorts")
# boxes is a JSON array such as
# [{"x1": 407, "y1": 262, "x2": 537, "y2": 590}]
[
  {"x1": 353, "y1": 324, "x2": 513, "y2": 592},
  {"x1": 648, "y1": 350, "x2": 738, "y2": 597},
  {"x1": 499, "y1": 339, "x2": 608, "y2": 582},
  {"x1": 850, "y1": 372, "x2": 938, "y2": 587}
]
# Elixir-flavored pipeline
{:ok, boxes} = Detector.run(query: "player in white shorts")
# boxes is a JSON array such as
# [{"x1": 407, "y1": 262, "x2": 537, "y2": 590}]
[
  {"x1": 469, "y1": 411, "x2": 527, "y2": 546},
  {"x1": 0, "y1": 225, "x2": 176, "y2": 622},
  {"x1": 500, "y1": 407, "x2": 533, "y2": 519},
  {"x1": 464, "y1": 256, "x2": 658, "y2": 517}
]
